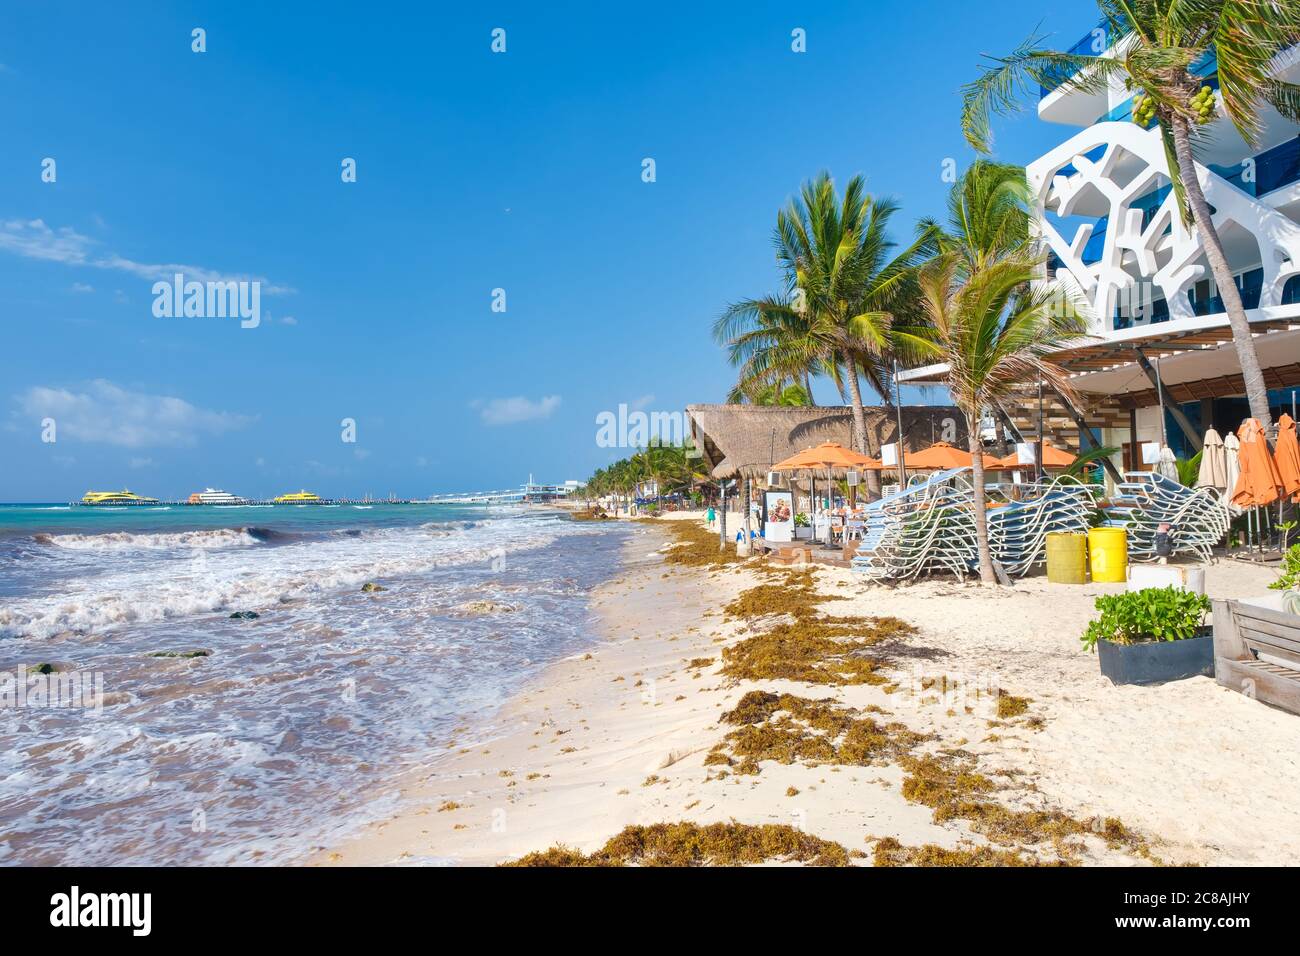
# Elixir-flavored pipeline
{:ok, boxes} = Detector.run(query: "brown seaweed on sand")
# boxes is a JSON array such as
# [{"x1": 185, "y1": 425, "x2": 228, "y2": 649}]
[{"x1": 501, "y1": 821, "x2": 850, "y2": 867}]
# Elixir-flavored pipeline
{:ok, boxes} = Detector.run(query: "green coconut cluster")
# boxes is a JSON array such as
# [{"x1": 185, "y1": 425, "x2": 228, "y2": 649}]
[
  {"x1": 1189, "y1": 85, "x2": 1216, "y2": 124},
  {"x1": 1131, "y1": 92, "x2": 1158, "y2": 127}
]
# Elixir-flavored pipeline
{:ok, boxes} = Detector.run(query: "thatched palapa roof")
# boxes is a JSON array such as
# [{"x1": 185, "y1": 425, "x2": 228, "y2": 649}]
[{"x1": 687, "y1": 404, "x2": 968, "y2": 480}]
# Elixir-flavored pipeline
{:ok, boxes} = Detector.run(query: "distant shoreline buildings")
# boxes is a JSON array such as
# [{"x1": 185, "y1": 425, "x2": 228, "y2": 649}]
[{"x1": 72, "y1": 478, "x2": 584, "y2": 507}]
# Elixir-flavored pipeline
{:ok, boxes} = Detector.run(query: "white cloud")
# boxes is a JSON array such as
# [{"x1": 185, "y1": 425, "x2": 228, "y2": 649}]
[
  {"x1": 0, "y1": 219, "x2": 294, "y2": 294},
  {"x1": 70, "y1": 282, "x2": 94, "y2": 293},
  {"x1": 128, "y1": 457, "x2": 155, "y2": 469},
  {"x1": 13, "y1": 379, "x2": 253, "y2": 448},
  {"x1": 477, "y1": 395, "x2": 561, "y2": 426}
]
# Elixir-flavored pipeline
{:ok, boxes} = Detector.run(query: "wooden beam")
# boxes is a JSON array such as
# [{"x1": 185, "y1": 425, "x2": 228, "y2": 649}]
[
  {"x1": 1048, "y1": 387, "x2": 1124, "y2": 484},
  {"x1": 1134, "y1": 349, "x2": 1203, "y2": 452},
  {"x1": 992, "y1": 405, "x2": 1027, "y2": 444}
]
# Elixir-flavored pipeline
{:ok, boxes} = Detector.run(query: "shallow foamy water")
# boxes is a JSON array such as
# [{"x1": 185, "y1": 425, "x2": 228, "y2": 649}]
[{"x1": 0, "y1": 505, "x2": 627, "y2": 864}]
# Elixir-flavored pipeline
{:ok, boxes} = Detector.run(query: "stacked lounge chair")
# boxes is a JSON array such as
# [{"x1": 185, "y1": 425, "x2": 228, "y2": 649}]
[
  {"x1": 985, "y1": 477, "x2": 1097, "y2": 577},
  {"x1": 1101, "y1": 472, "x2": 1229, "y2": 562},
  {"x1": 852, "y1": 469, "x2": 979, "y2": 580},
  {"x1": 850, "y1": 470, "x2": 1096, "y2": 581}
]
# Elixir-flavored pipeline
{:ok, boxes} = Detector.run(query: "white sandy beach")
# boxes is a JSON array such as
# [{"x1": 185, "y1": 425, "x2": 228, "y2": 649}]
[{"x1": 320, "y1": 511, "x2": 1300, "y2": 866}]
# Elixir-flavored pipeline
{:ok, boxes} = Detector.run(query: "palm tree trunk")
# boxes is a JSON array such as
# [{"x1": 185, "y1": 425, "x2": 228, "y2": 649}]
[
  {"x1": 804, "y1": 371, "x2": 816, "y2": 407},
  {"x1": 967, "y1": 418, "x2": 996, "y2": 585},
  {"x1": 1170, "y1": 115, "x2": 1272, "y2": 428},
  {"x1": 843, "y1": 361, "x2": 882, "y2": 497}
]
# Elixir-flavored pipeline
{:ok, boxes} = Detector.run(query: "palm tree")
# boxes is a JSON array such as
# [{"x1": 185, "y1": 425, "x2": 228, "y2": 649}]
[
  {"x1": 758, "y1": 382, "x2": 813, "y2": 406},
  {"x1": 715, "y1": 173, "x2": 934, "y2": 466},
  {"x1": 605, "y1": 457, "x2": 641, "y2": 515},
  {"x1": 925, "y1": 160, "x2": 1034, "y2": 269},
  {"x1": 718, "y1": 296, "x2": 823, "y2": 406},
  {"x1": 584, "y1": 443, "x2": 710, "y2": 514},
  {"x1": 900, "y1": 254, "x2": 1089, "y2": 584},
  {"x1": 727, "y1": 379, "x2": 814, "y2": 406},
  {"x1": 961, "y1": 1, "x2": 1300, "y2": 428}
]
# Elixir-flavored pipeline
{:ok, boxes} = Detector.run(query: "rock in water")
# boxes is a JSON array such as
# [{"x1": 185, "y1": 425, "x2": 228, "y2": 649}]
[
  {"x1": 229, "y1": 611, "x2": 260, "y2": 620},
  {"x1": 452, "y1": 600, "x2": 519, "y2": 617},
  {"x1": 361, "y1": 582, "x2": 387, "y2": 593},
  {"x1": 27, "y1": 661, "x2": 74, "y2": 674},
  {"x1": 148, "y1": 649, "x2": 211, "y2": 659}
]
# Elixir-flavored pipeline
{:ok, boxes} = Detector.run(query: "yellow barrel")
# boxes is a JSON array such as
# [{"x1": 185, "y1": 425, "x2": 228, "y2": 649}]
[
  {"x1": 1045, "y1": 532, "x2": 1087, "y2": 584},
  {"x1": 1087, "y1": 527, "x2": 1128, "y2": 583}
]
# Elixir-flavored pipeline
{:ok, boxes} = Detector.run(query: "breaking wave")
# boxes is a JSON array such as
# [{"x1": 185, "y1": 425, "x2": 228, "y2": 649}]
[
  {"x1": 33, "y1": 528, "x2": 262, "y2": 551},
  {"x1": 2, "y1": 523, "x2": 553, "y2": 640}
]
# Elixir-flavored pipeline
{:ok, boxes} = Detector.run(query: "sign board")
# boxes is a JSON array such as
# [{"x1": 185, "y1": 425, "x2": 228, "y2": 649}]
[
  {"x1": 1141, "y1": 442, "x2": 1161, "y2": 465},
  {"x1": 1016, "y1": 442, "x2": 1036, "y2": 465},
  {"x1": 880, "y1": 443, "x2": 898, "y2": 467},
  {"x1": 763, "y1": 490, "x2": 794, "y2": 543},
  {"x1": 845, "y1": 469, "x2": 859, "y2": 487}
]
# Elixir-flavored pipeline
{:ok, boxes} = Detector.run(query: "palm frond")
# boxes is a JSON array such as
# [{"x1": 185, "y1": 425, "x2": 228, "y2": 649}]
[{"x1": 961, "y1": 31, "x2": 1125, "y2": 152}]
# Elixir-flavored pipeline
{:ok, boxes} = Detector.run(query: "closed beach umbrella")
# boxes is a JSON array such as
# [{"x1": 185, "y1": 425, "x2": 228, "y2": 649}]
[
  {"x1": 1231, "y1": 418, "x2": 1282, "y2": 508},
  {"x1": 1196, "y1": 428, "x2": 1228, "y2": 490},
  {"x1": 1156, "y1": 445, "x2": 1180, "y2": 482},
  {"x1": 1275, "y1": 414, "x2": 1300, "y2": 500},
  {"x1": 1223, "y1": 431, "x2": 1242, "y2": 514}
]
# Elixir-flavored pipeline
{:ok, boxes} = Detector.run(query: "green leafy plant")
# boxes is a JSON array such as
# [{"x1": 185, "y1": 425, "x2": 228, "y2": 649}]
[
  {"x1": 1174, "y1": 450, "x2": 1202, "y2": 487},
  {"x1": 1063, "y1": 445, "x2": 1119, "y2": 485},
  {"x1": 1279, "y1": 520, "x2": 1297, "y2": 553},
  {"x1": 1270, "y1": 543, "x2": 1300, "y2": 591},
  {"x1": 794, "y1": 512, "x2": 810, "y2": 528},
  {"x1": 1080, "y1": 586, "x2": 1210, "y2": 652}
]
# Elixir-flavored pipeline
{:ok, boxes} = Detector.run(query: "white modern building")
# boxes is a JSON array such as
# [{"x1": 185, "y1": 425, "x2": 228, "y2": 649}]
[{"x1": 911, "y1": 21, "x2": 1300, "y2": 481}]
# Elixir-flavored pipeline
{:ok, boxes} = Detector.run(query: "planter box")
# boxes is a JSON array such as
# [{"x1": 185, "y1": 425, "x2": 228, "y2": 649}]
[{"x1": 1098, "y1": 630, "x2": 1214, "y2": 686}]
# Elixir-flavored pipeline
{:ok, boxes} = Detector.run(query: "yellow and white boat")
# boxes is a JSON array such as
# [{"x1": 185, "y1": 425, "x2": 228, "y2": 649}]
[
  {"x1": 81, "y1": 489, "x2": 161, "y2": 506},
  {"x1": 273, "y1": 490, "x2": 323, "y2": 504}
]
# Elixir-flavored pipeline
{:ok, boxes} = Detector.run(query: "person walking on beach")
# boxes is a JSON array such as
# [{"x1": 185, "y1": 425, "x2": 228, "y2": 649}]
[{"x1": 706, "y1": 506, "x2": 716, "y2": 528}]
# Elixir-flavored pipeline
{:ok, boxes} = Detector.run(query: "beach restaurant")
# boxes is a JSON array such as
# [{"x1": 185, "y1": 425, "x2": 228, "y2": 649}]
[
  {"x1": 686, "y1": 403, "x2": 966, "y2": 539},
  {"x1": 686, "y1": 404, "x2": 965, "y2": 489}
]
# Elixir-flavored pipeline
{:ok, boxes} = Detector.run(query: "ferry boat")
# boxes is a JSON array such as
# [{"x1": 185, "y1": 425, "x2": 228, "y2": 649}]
[
  {"x1": 273, "y1": 490, "x2": 323, "y2": 504},
  {"x1": 81, "y1": 489, "x2": 161, "y2": 506},
  {"x1": 187, "y1": 488, "x2": 251, "y2": 506}
]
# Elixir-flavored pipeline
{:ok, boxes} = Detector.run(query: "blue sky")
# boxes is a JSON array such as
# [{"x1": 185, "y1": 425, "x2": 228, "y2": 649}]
[{"x1": 0, "y1": 0, "x2": 1097, "y2": 500}]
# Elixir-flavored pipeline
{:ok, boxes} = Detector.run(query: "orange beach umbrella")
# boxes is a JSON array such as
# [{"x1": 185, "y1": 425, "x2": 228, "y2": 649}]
[
  {"x1": 988, "y1": 442, "x2": 1078, "y2": 470},
  {"x1": 771, "y1": 441, "x2": 879, "y2": 472},
  {"x1": 1231, "y1": 418, "x2": 1283, "y2": 508},
  {"x1": 1275, "y1": 414, "x2": 1300, "y2": 500},
  {"x1": 865, "y1": 440, "x2": 998, "y2": 471},
  {"x1": 770, "y1": 441, "x2": 876, "y2": 538}
]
